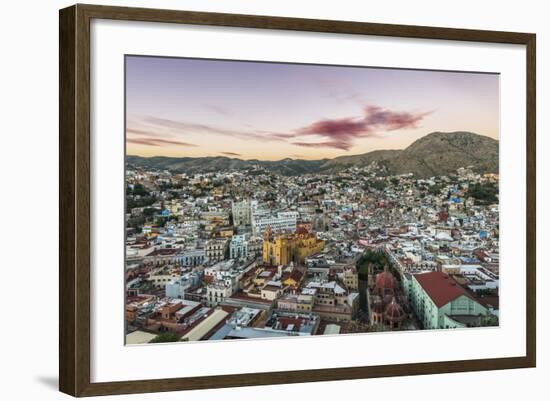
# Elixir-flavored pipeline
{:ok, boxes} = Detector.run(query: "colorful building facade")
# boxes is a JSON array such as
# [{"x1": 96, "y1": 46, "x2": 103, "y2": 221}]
[
  {"x1": 410, "y1": 271, "x2": 488, "y2": 329},
  {"x1": 262, "y1": 226, "x2": 325, "y2": 266}
]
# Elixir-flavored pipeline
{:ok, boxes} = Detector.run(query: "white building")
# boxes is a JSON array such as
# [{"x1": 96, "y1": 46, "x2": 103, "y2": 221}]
[
  {"x1": 177, "y1": 249, "x2": 206, "y2": 266},
  {"x1": 252, "y1": 211, "x2": 298, "y2": 236},
  {"x1": 246, "y1": 236, "x2": 263, "y2": 259},
  {"x1": 229, "y1": 234, "x2": 248, "y2": 259},
  {"x1": 165, "y1": 272, "x2": 201, "y2": 298},
  {"x1": 409, "y1": 271, "x2": 489, "y2": 329},
  {"x1": 205, "y1": 238, "x2": 228, "y2": 263},
  {"x1": 231, "y1": 199, "x2": 252, "y2": 227},
  {"x1": 165, "y1": 278, "x2": 192, "y2": 298},
  {"x1": 441, "y1": 264, "x2": 499, "y2": 291},
  {"x1": 206, "y1": 283, "x2": 234, "y2": 307},
  {"x1": 204, "y1": 260, "x2": 254, "y2": 306}
]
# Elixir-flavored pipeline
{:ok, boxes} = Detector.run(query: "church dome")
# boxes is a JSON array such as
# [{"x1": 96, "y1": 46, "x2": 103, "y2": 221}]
[
  {"x1": 384, "y1": 297, "x2": 406, "y2": 323},
  {"x1": 375, "y1": 268, "x2": 396, "y2": 290}
]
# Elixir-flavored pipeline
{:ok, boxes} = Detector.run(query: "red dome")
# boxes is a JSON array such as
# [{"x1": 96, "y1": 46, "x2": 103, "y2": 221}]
[
  {"x1": 295, "y1": 226, "x2": 309, "y2": 235},
  {"x1": 375, "y1": 270, "x2": 396, "y2": 290},
  {"x1": 384, "y1": 297, "x2": 406, "y2": 323}
]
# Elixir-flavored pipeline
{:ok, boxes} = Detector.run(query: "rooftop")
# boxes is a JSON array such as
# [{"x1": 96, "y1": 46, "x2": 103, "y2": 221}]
[
  {"x1": 415, "y1": 271, "x2": 472, "y2": 308},
  {"x1": 146, "y1": 248, "x2": 178, "y2": 257}
]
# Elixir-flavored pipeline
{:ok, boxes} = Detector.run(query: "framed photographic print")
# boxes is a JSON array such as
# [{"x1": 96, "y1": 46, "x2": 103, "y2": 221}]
[{"x1": 59, "y1": 4, "x2": 536, "y2": 397}]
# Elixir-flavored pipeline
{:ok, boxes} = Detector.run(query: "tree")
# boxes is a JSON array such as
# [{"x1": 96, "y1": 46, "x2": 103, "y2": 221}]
[
  {"x1": 468, "y1": 182, "x2": 498, "y2": 205},
  {"x1": 143, "y1": 207, "x2": 157, "y2": 217},
  {"x1": 129, "y1": 183, "x2": 148, "y2": 196},
  {"x1": 127, "y1": 215, "x2": 145, "y2": 229},
  {"x1": 428, "y1": 184, "x2": 443, "y2": 196},
  {"x1": 126, "y1": 195, "x2": 157, "y2": 211},
  {"x1": 368, "y1": 180, "x2": 386, "y2": 191},
  {"x1": 149, "y1": 332, "x2": 181, "y2": 343},
  {"x1": 480, "y1": 314, "x2": 499, "y2": 327},
  {"x1": 356, "y1": 249, "x2": 390, "y2": 280}
]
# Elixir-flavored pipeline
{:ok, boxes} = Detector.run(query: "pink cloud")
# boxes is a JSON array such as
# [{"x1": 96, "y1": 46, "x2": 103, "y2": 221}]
[
  {"x1": 297, "y1": 117, "x2": 370, "y2": 139},
  {"x1": 128, "y1": 105, "x2": 429, "y2": 152},
  {"x1": 364, "y1": 106, "x2": 429, "y2": 131},
  {"x1": 289, "y1": 105, "x2": 430, "y2": 150},
  {"x1": 293, "y1": 141, "x2": 352, "y2": 151}
]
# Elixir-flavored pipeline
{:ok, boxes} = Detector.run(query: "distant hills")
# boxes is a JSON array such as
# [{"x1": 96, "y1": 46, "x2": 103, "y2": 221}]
[
  {"x1": 126, "y1": 131, "x2": 499, "y2": 178},
  {"x1": 388, "y1": 131, "x2": 499, "y2": 177}
]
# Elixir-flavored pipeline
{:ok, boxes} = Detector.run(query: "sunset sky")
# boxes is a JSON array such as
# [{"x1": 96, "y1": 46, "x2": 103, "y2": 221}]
[{"x1": 126, "y1": 56, "x2": 499, "y2": 160}]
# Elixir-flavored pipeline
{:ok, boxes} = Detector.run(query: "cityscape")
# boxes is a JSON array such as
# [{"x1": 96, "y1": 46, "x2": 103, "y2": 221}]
[{"x1": 124, "y1": 56, "x2": 499, "y2": 344}]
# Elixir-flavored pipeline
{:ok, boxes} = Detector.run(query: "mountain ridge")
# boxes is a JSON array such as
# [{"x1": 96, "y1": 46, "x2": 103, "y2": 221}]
[{"x1": 126, "y1": 131, "x2": 498, "y2": 178}]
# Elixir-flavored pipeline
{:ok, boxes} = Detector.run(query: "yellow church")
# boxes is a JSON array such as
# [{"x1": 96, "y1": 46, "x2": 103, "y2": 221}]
[{"x1": 262, "y1": 226, "x2": 325, "y2": 266}]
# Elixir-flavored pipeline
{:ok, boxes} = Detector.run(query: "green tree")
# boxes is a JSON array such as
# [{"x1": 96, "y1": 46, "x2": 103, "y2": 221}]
[
  {"x1": 356, "y1": 249, "x2": 390, "y2": 280},
  {"x1": 480, "y1": 314, "x2": 499, "y2": 327},
  {"x1": 428, "y1": 184, "x2": 443, "y2": 196},
  {"x1": 143, "y1": 207, "x2": 157, "y2": 217},
  {"x1": 127, "y1": 215, "x2": 145, "y2": 229},
  {"x1": 468, "y1": 182, "x2": 498, "y2": 205},
  {"x1": 130, "y1": 183, "x2": 148, "y2": 196},
  {"x1": 126, "y1": 195, "x2": 157, "y2": 211},
  {"x1": 367, "y1": 180, "x2": 386, "y2": 191},
  {"x1": 149, "y1": 332, "x2": 181, "y2": 343}
]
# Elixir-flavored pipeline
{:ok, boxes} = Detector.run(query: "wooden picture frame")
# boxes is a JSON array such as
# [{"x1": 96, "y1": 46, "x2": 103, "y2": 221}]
[{"x1": 59, "y1": 3, "x2": 536, "y2": 397}]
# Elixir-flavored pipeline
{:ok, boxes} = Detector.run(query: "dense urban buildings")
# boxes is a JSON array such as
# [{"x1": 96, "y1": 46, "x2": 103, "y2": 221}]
[{"x1": 125, "y1": 160, "x2": 500, "y2": 344}]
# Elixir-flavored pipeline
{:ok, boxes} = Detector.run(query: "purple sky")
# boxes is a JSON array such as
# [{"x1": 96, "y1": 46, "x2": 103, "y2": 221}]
[{"x1": 126, "y1": 56, "x2": 499, "y2": 160}]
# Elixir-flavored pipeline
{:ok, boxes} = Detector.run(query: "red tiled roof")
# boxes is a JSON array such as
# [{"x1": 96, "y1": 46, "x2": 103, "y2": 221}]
[
  {"x1": 414, "y1": 271, "x2": 471, "y2": 308},
  {"x1": 282, "y1": 269, "x2": 304, "y2": 283},
  {"x1": 229, "y1": 293, "x2": 273, "y2": 304},
  {"x1": 277, "y1": 316, "x2": 303, "y2": 330}
]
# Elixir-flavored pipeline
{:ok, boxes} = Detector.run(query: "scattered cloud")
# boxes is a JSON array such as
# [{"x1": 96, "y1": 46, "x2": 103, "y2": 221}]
[
  {"x1": 313, "y1": 77, "x2": 366, "y2": 106},
  {"x1": 293, "y1": 141, "x2": 352, "y2": 151},
  {"x1": 364, "y1": 106, "x2": 429, "y2": 131},
  {"x1": 127, "y1": 105, "x2": 429, "y2": 152},
  {"x1": 203, "y1": 104, "x2": 232, "y2": 116},
  {"x1": 127, "y1": 127, "x2": 164, "y2": 137},
  {"x1": 288, "y1": 106, "x2": 430, "y2": 150},
  {"x1": 127, "y1": 137, "x2": 197, "y2": 147},
  {"x1": 142, "y1": 116, "x2": 285, "y2": 142},
  {"x1": 297, "y1": 117, "x2": 369, "y2": 139},
  {"x1": 127, "y1": 125, "x2": 197, "y2": 147}
]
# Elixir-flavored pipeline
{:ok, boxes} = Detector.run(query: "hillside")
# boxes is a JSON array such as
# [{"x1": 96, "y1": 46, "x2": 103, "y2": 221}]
[
  {"x1": 319, "y1": 149, "x2": 402, "y2": 172},
  {"x1": 126, "y1": 131, "x2": 498, "y2": 177},
  {"x1": 387, "y1": 131, "x2": 499, "y2": 177}
]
